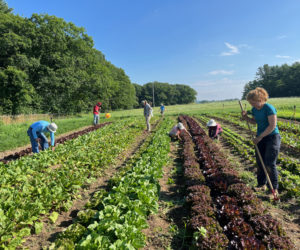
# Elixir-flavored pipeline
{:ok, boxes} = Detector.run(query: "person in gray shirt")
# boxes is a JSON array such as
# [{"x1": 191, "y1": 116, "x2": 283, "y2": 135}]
[{"x1": 143, "y1": 100, "x2": 152, "y2": 131}]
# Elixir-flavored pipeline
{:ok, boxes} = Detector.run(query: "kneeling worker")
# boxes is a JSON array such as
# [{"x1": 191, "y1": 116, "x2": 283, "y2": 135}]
[
  {"x1": 169, "y1": 122, "x2": 191, "y2": 140},
  {"x1": 207, "y1": 119, "x2": 223, "y2": 140},
  {"x1": 27, "y1": 120, "x2": 58, "y2": 153}
]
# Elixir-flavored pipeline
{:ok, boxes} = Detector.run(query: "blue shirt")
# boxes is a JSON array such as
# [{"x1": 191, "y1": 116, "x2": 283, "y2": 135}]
[
  {"x1": 30, "y1": 120, "x2": 55, "y2": 146},
  {"x1": 252, "y1": 103, "x2": 279, "y2": 136},
  {"x1": 160, "y1": 105, "x2": 165, "y2": 111}
]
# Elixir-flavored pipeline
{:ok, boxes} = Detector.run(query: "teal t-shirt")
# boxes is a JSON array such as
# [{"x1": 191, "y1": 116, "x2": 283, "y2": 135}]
[{"x1": 252, "y1": 103, "x2": 279, "y2": 136}]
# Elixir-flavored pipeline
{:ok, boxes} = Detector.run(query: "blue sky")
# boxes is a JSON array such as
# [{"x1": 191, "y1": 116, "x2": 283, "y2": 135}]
[{"x1": 6, "y1": 0, "x2": 300, "y2": 100}]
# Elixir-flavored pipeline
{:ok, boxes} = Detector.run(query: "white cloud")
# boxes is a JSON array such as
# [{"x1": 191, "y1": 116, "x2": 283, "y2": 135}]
[
  {"x1": 275, "y1": 55, "x2": 291, "y2": 59},
  {"x1": 209, "y1": 70, "x2": 234, "y2": 75},
  {"x1": 221, "y1": 42, "x2": 239, "y2": 56}
]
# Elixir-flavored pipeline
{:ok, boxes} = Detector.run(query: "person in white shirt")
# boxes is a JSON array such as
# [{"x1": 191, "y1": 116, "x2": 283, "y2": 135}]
[{"x1": 169, "y1": 122, "x2": 191, "y2": 140}]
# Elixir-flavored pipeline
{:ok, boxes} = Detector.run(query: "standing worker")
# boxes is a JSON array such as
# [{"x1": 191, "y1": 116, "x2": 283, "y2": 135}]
[
  {"x1": 93, "y1": 102, "x2": 102, "y2": 125},
  {"x1": 160, "y1": 103, "x2": 165, "y2": 116},
  {"x1": 27, "y1": 121, "x2": 57, "y2": 153},
  {"x1": 143, "y1": 100, "x2": 151, "y2": 131},
  {"x1": 241, "y1": 87, "x2": 280, "y2": 196},
  {"x1": 207, "y1": 119, "x2": 223, "y2": 140}
]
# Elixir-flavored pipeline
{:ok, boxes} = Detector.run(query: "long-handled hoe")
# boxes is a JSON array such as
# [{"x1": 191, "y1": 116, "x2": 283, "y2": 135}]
[{"x1": 238, "y1": 101, "x2": 280, "y2": 202}]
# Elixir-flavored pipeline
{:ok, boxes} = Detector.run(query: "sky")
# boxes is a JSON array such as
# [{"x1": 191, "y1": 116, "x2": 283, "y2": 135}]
[{"x1": 6, "y1": 0, "x2": 300, "y2": 101}]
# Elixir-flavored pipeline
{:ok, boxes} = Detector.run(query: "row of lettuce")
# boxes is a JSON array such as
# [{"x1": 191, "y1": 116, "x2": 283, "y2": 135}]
[
  {"x1": 179, "y1": 115, "x2": 294, "y2": 249},
  {"x1": 197, "y1": 115, "x2": 300, "y2": 203},
  {"x1": 50, "y1": 118, "x2": 173, "y2": 249},
  {"x1": 212, "y1": 113, "x2": 300, "y2": 151},
  {"x1": 0, "y1": 117, "x2": 153, "y2": 248}
]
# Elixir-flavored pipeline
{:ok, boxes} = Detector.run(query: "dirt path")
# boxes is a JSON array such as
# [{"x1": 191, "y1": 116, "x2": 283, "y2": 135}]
[
  {"x1": 143, "y1": 141, "x2": 190, "y2": 250},
  {"x1": 22, "y1": 120, "x2": 161, "y2": 250}
]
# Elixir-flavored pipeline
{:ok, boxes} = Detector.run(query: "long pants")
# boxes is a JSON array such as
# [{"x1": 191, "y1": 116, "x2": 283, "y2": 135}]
[
  {"x1": 145, "y1": 115, "x2": 151, "y2": 131},
  {"x1": 255, "y1": 133, "x2": 281, "y2": 190},
  {"x1": 93, "y1": 114, "x2": 99, "y2": 125},
  {"x1": 27, "y1": 128, "x2": 49, "y2": 153}
]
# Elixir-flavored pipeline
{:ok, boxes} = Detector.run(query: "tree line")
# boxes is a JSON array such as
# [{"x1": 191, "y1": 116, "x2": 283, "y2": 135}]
[
  {"x1": 133, "y1": 82, "x2": 197, "y2": 107},
  {"x1": 0, "y1": 0, "x2": 197, "y2": 115},
  {"x1": 242, "y1": 62, "x2": 300, "y2": 99}
]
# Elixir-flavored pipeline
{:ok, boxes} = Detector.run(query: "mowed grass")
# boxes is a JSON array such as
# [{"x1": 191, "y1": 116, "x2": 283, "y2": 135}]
[{"x1": 1, "y1": 97, "x2": 299, "y2": 152}]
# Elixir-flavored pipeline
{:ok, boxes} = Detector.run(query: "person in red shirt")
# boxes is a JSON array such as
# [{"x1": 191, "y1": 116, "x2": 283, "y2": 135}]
[
  {"x1": 207, "y1": 119, "x2": 223, "y2": 140},
  {"x1": 93, "y1": 102, "x2": 102, "y2": 125}
]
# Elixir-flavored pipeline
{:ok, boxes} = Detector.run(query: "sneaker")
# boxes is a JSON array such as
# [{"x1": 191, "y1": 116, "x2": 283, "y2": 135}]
[{"x1": 254, "y1": 185, "x2": 267, "y2": 192}]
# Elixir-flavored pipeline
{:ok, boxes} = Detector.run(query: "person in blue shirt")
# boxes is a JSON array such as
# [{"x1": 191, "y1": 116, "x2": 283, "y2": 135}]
[
  {"x1": 27, "y1": 121, "x2": 58, "y2": 153},
  {"x1": 242, "y1": 87, "x2": 280, "y2": 197},
  {"x1": 160, "y1": 103, "x2": 165, "y2": 116}
]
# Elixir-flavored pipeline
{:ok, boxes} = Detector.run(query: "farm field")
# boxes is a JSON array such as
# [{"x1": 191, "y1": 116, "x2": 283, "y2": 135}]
[
  {"x1": 1, "y1": 97, "x2": 300, "y2": 153},
  {"x1": 0, "y1": 97, "x2": 299, "y2": 249}
]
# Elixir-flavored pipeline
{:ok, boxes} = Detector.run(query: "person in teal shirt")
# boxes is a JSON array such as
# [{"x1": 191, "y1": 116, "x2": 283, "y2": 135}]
[
  {"x1": 242, "y1": 87, "x2": 280, "y2": 197},
  {"x1": 27, "y1": 121, "x2": 58, "y2": 153}
]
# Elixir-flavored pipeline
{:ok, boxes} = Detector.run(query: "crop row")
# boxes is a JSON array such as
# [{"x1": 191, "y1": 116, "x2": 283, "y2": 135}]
[
  {"x1": 179, "y1": 118, "x2": 228, "y2": 248},
  {"x1": 0, "y1": 122, "x2": 111, "y2": 164},
  {"x1": 179, "y1": 115, "x2": 294, "y2": 249},
  {"x1": 0, "y1": 117, "x2": 148, "y2": 248},
  {"x1": 197, "y1": 114, "x2": 300, "y2": 177},
  {"x1": 50, "y1": 118, "x2": 173, "y2": 249},
  {"x1": 211, "y1": 113, "x2": 300, "y2": 151},
  {"x1": 196, "y1": 115, "x2": 300, "y2": 203}
]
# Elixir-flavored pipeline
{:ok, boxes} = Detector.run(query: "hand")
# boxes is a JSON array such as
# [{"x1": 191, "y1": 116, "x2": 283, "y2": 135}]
[
  {"x1": 51, "y1": 146, "x2": 55, "y2": 151},
  {"x1": 253, "y1": 136, "x2": 262, "y2": 145},
  {"x1": 35, "y1": 138, "x2": 39, "y2": 142},
  {"x1": 241, "y1": 111, "x2": 247, "y2": 120}
]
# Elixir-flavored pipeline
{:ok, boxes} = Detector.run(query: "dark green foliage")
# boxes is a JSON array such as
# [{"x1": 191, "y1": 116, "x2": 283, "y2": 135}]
[
  {"x1": 0, "y1": 0, "x2": 12, "y2": 13},
  {"x1": 134, "y1": 81, "x2": 197, "y2": 107},
  {"x1": 242, "y1": 63, "x2": 300, "y2": 99},
  {"x1": 0, "y1": 2, "x2": 137, "y2": 114}
]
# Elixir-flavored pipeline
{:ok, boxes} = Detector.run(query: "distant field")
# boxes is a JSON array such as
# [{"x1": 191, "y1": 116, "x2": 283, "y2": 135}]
[{"x1": 1, "y1": 97, "x2": 299, "y2": 152}]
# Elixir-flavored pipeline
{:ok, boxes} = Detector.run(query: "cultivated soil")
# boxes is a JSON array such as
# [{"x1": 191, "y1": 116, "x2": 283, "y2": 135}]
[
  {"x1": 0, "y1": 123, "x2": 112, "y2": 163},
  {"x1": 143, "y1": 141, "x2": 190, "y2": 250},
  {"x1": 21, "y1": 119, "x2": 161, "y2": 249},
  {"x1": 195, "y1": 116, "x2": 300, "y2": 248}
]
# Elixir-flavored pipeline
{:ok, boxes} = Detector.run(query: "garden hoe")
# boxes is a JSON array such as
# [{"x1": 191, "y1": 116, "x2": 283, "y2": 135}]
[{"x1": 238, "y1": 101, "x2": 280, "y2": 202}]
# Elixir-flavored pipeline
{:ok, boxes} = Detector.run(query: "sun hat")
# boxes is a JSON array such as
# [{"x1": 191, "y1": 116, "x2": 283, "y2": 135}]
[
  {"x1": 48, "y1": 123, "x2": 58, "y2": 133},
  {"x1": 178, "y1": 122, "x2": 184, "y2": 130},
  {"x1": 207, "y1": 119, "x2": 217, "y2": 127},
  {"x1": 97, "y1": 102, "x2": 102, "y2": 106}
]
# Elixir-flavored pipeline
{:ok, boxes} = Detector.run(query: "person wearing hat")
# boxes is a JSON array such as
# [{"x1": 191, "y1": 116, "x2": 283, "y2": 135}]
[
  {"x1": 169, "y1": 122, "x2": 191, "y2": 140},
  {"x1": 27, "y1": 120, "x2": 58, "y2": 153},
  {"x1": 207, "y1": 119, "x2": 223, "y2": 140},
  {"x1": 93, "y1": 102, "x2": 102, "y2": 125},
  {"x1": 143, "y1": 100, "x2": 152, "y2": 131},
  {"x1": 160, "y1": 103, "x2": 165, "y2": 116}
]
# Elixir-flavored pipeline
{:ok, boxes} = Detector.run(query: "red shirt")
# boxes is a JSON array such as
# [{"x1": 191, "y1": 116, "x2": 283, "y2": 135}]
[{"x1": 93, "y1": 105, "x2": 100, "y2": 115}]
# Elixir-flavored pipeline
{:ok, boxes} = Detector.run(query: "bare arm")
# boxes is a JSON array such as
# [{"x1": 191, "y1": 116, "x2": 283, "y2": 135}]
[{"x1": 184, "y1": 128, "x2": 192, "y2": 138}]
